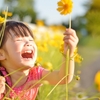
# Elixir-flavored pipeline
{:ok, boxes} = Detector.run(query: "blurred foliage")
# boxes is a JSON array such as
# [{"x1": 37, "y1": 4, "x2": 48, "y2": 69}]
[
  {"x1": 0, "y1": 0, "x2": 100, "y2": 99},
  {"x1": 1, "y1": 0, "x2": 37, "y2": 23},
  {"x1": 62, "y1": 0, "x2": 100, "y2": 37},
  {"x1": 29, "y1": 24, "x2": 84, "y2": 100},
  {"x1": 0, "y1": 0, "x2": 100, "y2": 37},
  {"x1": 84, "y1": 0, "x2": 100, "y2": 36}
]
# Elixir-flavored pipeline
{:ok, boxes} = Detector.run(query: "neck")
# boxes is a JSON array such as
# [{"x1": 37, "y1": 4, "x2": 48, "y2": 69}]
[
  {"x1": 5, "y1": 66, "x2": 30, "y2": 87},
  {"x1": 8, "y1": 69, "x2": 29, "y2": 87},
  {"x1": 6, "y1": 66, "x2": 29, "y2": 75}
]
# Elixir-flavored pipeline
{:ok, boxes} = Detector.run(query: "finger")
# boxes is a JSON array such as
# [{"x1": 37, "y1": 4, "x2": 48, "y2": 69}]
[
  {"x1": 64, "y1": 32, "x2": 77, "y2": 40},
  {"x1": 64, "y1": 29, "x2": 77, "y2": 39},
  {"x1": 63, "y1": 35, "x2": 78, "y2": 44},
  {"x1": 64, "y1": 39, "x2": 76, "y2": 46},
  {"x1": 0, "y1": 76, "x2": 5, "y2": 82},
  {"x1": 64, "y1": 36, "x2": 78, "y2": 47},
  {"x1": 64, "y1": 39, "x2": 77, "y2": 50}
]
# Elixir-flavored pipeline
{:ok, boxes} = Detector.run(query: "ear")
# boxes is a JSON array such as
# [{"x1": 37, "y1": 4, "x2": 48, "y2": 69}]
[{"x1": 0, "y1": 49, "x2": 6, "y2": 60}]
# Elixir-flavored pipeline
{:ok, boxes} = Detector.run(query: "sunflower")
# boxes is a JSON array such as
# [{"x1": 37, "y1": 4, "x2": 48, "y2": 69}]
[
  {"x1": 57, "y1": 0, "x2": 73, "y2": 15},
  {"x1": 43, "y1": 62, "x2": 53, "y2": 71},
  {"x1": 0, "y1": 16, "x2": 5, "y2": 23},
  {"x1": 0, "y1": 9, "x2": 8, "y2": 47},
  {"x1": 94, "y1": 71, "x2": 100, "y2": 91},
  {"x1": 2, "y1": 11, "x2": 12, "y2": 17}
]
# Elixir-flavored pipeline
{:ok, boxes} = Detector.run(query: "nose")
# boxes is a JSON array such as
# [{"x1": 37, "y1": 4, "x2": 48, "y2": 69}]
[{"x1": 24, "y1": 41, "x2": 32, "y2": 47}]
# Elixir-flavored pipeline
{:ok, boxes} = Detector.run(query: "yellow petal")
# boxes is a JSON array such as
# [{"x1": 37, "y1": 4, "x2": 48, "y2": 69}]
[
  {"x1": 2, "y1": 11, "x2": 12, "y2": 17},
  {"x1": 62, "y1": 0, "x2": 71, "y2": 4},
  {"x1": 57, "y1": 0, "x2": 73, "y2": 15},
  {"x1": 57, "y1": 1, "x2": 64, "y2": 6},
  {"x1": 95, "y1": 71, "x2": 100, "y2": 84},
  {"x1": 61, "y1": 0, "x2": 67, "y2": 4},
  {"x1": 64, "y1": 10, "x2": 69, "y2": 15},
  {"x1": 60, "y1": 9, "x2": 69, "y2": 15},
  {"x1": 0, "y1": 16, "x2": 5, "y2": 23},
  {"x1": 57, "y1": 7, "x2": 64, "y2": 12}
]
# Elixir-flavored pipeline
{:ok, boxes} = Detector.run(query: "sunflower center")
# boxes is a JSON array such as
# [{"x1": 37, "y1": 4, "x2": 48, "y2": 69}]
[{"x1": 64, "y1": 4, "x2": 68, "y2": 9}]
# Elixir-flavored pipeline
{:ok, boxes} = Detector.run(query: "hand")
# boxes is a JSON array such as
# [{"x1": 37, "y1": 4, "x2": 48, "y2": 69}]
[
  {"x1": 0, "y1": 76, "x2": 5, "y2": 94},
  {"x1": 63, "y1": 28, "x2": 79, "y2": 56}
]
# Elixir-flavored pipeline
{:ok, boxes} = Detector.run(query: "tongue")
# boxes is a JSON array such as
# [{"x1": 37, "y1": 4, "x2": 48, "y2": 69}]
[{"x1": 22, "y1": 53, "x2": 32, "y2": 58}]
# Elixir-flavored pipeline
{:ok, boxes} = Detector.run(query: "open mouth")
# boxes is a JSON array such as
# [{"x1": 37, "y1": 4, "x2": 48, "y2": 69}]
[{"x1": 21, "y1": 50, "x2": 33, "y2": 59}]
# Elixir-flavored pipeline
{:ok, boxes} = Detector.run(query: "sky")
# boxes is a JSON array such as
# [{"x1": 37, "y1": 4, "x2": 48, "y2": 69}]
[
  {"x1": 0, "y1": 0, "x2": 88, "y2": 25},
  {"x1": 34, "y1": 0, "x2": 88, "y2": 25}
]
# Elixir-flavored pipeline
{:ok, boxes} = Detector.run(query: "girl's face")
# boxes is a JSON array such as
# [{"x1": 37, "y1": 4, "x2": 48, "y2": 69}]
[{"x1": 3, "y1": 35, "x2": 37, "y2": 69}]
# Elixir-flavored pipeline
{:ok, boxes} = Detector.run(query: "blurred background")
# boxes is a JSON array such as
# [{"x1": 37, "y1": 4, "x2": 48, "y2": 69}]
[{"x1": 0, "y1": 0, "x2": 100, "y2": 99}]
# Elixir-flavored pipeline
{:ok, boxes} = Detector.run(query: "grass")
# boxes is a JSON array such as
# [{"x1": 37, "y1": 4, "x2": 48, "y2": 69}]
[
  {"x1": 36, "y1": 36, "x2": 100, "y2": 100},
  {"x1": 3, "y1": 32, "x2": 100, "y2": 100},
  {"x1": 4, "y1": 45, "x2": 100, "y2": 99}
]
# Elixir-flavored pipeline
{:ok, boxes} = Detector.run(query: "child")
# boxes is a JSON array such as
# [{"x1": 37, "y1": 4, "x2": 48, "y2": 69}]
[{"x1": 0, "y1": 20, "x2": 78, "y2": 100}]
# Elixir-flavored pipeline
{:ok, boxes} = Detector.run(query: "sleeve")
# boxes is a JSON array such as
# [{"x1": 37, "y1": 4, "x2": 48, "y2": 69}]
[
  {"x1": 37, "y1": 66, "x2": 44, "y2": 79},
  {"x1": 29, "y1": 66, "x2": 44, "y2": 80}
]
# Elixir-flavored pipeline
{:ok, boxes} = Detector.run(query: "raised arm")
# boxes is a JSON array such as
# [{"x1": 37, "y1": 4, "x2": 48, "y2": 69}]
[{"x1": 42, "y1": 28, "x2": 79, "y2": 85}]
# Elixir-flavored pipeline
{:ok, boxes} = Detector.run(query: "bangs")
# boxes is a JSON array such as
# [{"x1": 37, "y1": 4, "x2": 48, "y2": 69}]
[
  {"x1": 5, "y1": 21, "x2": 34, "y2": 38},
  {"x1": 0, "y1": 20, "x2": 34, "y2": 48}
]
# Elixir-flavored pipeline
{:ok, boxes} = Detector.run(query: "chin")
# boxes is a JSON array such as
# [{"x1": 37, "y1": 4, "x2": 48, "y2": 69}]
[
  {"x1": 21, "y1": 65, "x2": 33, "y2": 70},
  {"x1": 20, "y1": 56, "x2": 36, "y2": 69},
  {"x1": 23, "y1": 61, "x2": 35, "y2": 68}
]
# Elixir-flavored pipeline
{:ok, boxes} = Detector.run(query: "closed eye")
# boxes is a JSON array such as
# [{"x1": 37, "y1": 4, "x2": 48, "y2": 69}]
[
  {"x1": 16, "y1": 39, "x2": 23, "y2": 41},
  {"x1": 29, "y1": 39, "x2": 34, "y2": 41}
]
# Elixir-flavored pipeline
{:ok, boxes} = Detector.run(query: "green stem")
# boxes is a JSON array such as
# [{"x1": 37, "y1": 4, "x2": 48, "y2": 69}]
[
  {"x1": 0, "y1": 7, "x2": 8, "y2": 46},
  {"x1": 45, "y1": 75, "x2": 67, "y2": 99},
  {"x1": 69, "y1": 14, "x2": 71, "y2": 29},
  {"x1": 66, "y1": 49, "x2": 69, "y2": 100},
  {"x1": 67, "y1": 13, "x2": 71, "y2": 99},
  {"x1": 20, "y1": 71, "x2": 52, "y2": 97},
  {"x1": 4, "y1": 76, "x2": 24, "y2": 98}
]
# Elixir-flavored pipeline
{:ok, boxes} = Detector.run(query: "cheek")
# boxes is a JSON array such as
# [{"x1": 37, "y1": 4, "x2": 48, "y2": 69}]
[
  {"x1": 34, "y1": 45, "x2": 37, "y2": 54},
  {"x1": 11, "y1": 41, "x2": 23, "y2": 52},
  {"x1": 5, "y1": 43, "x2": 21, "y2": 57}
]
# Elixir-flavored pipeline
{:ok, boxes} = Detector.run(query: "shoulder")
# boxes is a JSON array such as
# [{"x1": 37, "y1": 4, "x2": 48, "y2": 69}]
[
  {"x1": 30, "y1": 65, "x2": 44, "y2": 74},
  {"x1": 29, "y1": 65, "x2": 44, "y2": 80}
]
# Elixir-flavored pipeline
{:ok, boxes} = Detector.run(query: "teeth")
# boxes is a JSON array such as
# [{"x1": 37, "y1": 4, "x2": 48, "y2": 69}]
[{"x1": 24, "y1": 50, "x2": 32, "y2": 53}]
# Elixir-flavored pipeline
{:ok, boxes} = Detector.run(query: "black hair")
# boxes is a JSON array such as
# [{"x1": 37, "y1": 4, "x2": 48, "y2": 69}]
[{"x1": 0, "y1": 20, "x2": 34, "y2": 48}]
